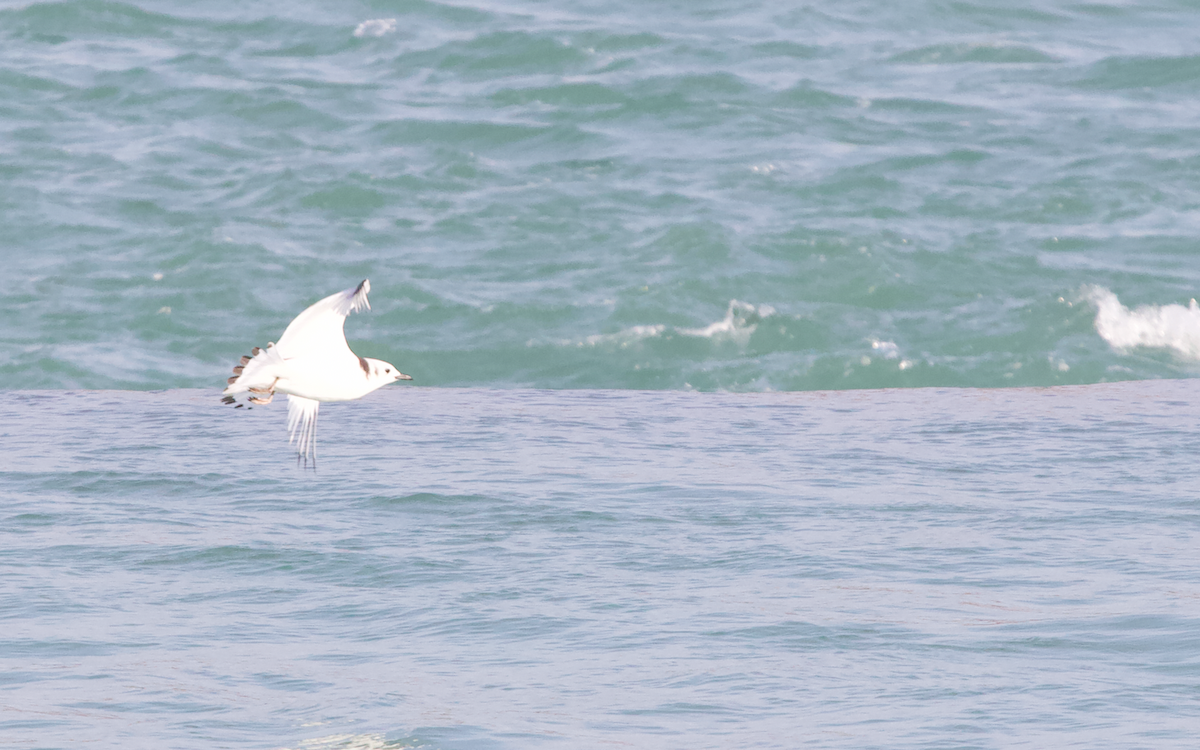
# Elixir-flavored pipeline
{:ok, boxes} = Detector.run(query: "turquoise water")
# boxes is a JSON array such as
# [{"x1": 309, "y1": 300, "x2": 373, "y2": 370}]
[
  {"x1": 4, "y1": 0, "x2": 1200, "y2": 390},
  {"x1": 4, "y1": 2, "x2": 1200, "y2": 748},
  {"x1": 3, "y1": 383, "x2": 1200, "y2": 748}
]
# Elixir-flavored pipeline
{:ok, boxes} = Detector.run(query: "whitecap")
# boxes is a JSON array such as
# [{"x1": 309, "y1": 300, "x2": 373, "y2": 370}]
[
  {"x1": 870, "y1": 339, "x2": 900, "y2": 359},
  {"x1": 581, "y1": 324, "x2": 666, "y2": 347},
  {"x1": 1088, "y1": 285, "x2": 1200, "y2": 359},
  {"x1": 354, "y1": 19, "x2": 397, "y2": 38},
  {"x1": 286, "y1": 734, "x2": 389, "y2": 750},
  {"x1": 679, "y1": 300, "x2": 775, "y2": 346},
  {"x1": 563, "y1": 300, "x2": 774, "y2": 350}
]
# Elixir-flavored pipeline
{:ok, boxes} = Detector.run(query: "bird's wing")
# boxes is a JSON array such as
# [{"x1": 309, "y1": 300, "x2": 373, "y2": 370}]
[
  {"x1": 222, "y1": 342, "x2": 286, "y2": 404},
  {"x1": 275, "y1": 280, "x2": 371, "y2": 360},
  {"x1": 287, "y1": 395, "x2": 320, "y2": 468}
]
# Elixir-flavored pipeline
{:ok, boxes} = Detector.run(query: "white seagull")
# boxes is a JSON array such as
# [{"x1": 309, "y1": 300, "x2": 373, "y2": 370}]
[{"x1": 222, "y1": 279, "x2": 410, "y2": 466}]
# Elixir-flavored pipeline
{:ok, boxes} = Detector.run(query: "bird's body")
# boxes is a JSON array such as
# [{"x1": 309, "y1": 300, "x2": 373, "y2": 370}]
[{"x1": 222, "y1": 279, "x2": 410, "y2": 466}]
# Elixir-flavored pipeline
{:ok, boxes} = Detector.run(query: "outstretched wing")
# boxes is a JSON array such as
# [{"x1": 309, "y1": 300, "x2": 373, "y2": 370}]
[
  {"x1": 275, "y1": 279, "x2": 371, "y2": 360},
  {"x1": 287, "y1": 395, "x2": 320, "y2": 468}
]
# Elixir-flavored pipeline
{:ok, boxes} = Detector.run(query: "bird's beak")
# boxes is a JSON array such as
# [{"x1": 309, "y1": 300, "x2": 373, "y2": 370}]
[{"x1": 396, "y1": 372, "x2": 413, "y2": 381}]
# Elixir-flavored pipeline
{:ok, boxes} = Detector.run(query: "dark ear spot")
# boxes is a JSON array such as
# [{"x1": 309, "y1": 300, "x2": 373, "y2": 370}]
[{"x1": 359, "y1": 356, "x2": 370, "y2": 376}]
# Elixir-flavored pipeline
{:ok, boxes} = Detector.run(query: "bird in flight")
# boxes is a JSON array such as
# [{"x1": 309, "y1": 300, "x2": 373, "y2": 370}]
[{"x1": 222, "y1": 279, "x2": 410, "y2": 467}]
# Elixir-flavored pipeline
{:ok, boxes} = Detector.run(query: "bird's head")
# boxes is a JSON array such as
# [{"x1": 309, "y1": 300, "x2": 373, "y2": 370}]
[{"x1": 364, "y1": 357, "x2": 412, "y2": 385}]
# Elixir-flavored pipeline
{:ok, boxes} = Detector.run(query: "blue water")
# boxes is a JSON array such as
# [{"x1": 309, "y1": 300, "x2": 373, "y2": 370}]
[{"x1": 3, "y1": 383, "x2": 1200, "y2": 748}]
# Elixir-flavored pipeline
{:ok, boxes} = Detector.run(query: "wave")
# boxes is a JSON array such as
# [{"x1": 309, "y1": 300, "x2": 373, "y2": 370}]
[
  {"x1": 576, "y1": 300, "x2": 774, "y2": 349},
  {"x1": 581, "y1": 324, "x2": 666, "y2": 348},
  {"x1": 353, "y1": 19, "x2": 396, "y2": 38},
  {"x1": 1088, "y1": 286, "x2": 1200, "y2": 359},
  {"x1": 282, "y1": 733, "x2": 389, "y2": 750},
  {"x1": 678, "y1": 300, "x2": 775, "y2": 345}
]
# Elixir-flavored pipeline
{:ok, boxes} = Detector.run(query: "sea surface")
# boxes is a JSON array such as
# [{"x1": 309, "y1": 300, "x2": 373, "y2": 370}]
[
  {"x1": 3, "y1": 383, "x2": 1200, "y2": 749},
  {"x1": 4, "y1": 0, "x2": 1200, "y2": 389},
  {"x1": 4, "y1": 1, "x2": 1200, "y2": 748}
]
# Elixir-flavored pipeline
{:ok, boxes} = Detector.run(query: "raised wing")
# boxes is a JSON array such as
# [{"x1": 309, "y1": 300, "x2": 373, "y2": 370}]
[
  {"x1": 287, "y1": 395, "x2": 320, "y2": 467},
  {"x1": 275, "y1": 279, "x2": 371, "y2": 360}
]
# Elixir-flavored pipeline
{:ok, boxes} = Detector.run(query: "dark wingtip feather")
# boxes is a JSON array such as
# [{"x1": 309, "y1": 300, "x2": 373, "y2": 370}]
[
  {"x1": 240, "y1": 355, "x2": 251, "y2": 366},
  {"x1": 221, "y1": 395, "x2": 236, "y2": 404},
  {"x1": 227, "y1": 375, "x2": 239, "y2": 385},
  {"x1": 251, "y1": 347, "x2": 261, "y2": 356},
  {"x1": 232, "y1": 366, "x2": 244, "y2": 375}
]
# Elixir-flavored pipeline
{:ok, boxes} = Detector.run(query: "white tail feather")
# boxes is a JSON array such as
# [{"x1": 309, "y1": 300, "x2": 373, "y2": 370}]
[{"x1": 286, "y1": 396, "x2": 320, "y2": 467}]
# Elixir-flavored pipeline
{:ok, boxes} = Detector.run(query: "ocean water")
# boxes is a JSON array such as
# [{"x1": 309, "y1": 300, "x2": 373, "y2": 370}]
[
  {"x1": 3, "y1": 0, "x2": 1200, "y2": 390},
  {"x1": 3, "y1": 382, "x2": 1200, "y2": 749},
  {"x1": 4, "y1": 1, "x2": 1200, "y2": 748}
]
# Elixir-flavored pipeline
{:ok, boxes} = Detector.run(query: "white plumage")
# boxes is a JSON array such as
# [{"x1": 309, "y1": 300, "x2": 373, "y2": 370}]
[{"x1": 222, "y1": 279, "x2": 410, "y2": 466}]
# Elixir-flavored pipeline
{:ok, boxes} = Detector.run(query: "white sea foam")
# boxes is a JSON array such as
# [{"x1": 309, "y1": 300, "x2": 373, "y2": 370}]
[
  {"x1": 285, "y1": 734, "x2": 389, "y2": 750},
  {"x1": 870, "y1": 340, "x2": 917, "y2": 370},
  {"x1": 1088, "y1": 286, "x2": 1200, "y2": 359},
  {"x1": 680, "y1": 300, "x2": 775, "y2": 346},
  {"x1": 870, "y1": 339, "x2": 900, "y2": 359},
  {"x1": 353, "y1": 19, "x2": 397, "y2": 38},
  {"x1": 570, "y1": 300, "x2": 775, "y2": 349},
  {"x1": 581, "y1": 324, "x2": 666, "y2": 347}
]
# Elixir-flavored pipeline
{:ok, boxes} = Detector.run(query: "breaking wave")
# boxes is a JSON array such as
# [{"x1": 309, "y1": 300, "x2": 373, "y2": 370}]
[
  {"x1": 573, "y1": 300, "x2": 775, "y2": 349},
  {"x1": 679, "y1": 300, "x2": 776, "y2": 345},
  {"x1": 1089, "y1": 286, "x2": 1200, "y2": 359},
  {"x1": 353, "y1": 19, "x2": 397, "y2": 38}
]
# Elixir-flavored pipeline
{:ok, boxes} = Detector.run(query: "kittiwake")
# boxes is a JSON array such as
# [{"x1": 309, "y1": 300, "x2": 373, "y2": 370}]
[{"x1": 222, "y1": 279, "x2": 411, "y2": 466}]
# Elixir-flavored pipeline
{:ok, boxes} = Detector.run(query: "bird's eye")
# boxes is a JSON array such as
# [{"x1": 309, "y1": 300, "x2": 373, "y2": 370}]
[{"x1": 385, "y1": 368, "x2": 391, "y2": 373}]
